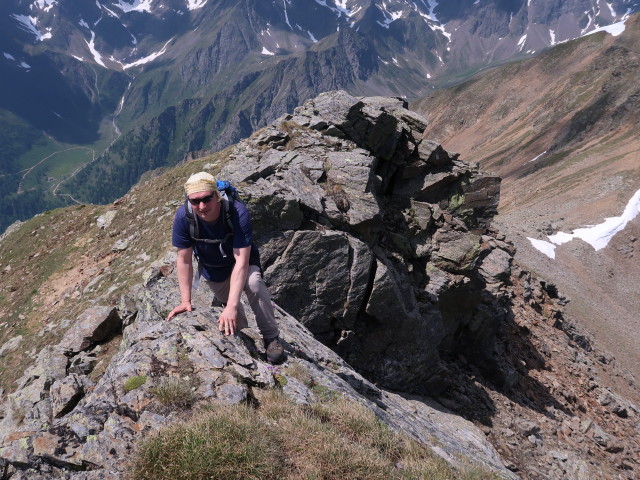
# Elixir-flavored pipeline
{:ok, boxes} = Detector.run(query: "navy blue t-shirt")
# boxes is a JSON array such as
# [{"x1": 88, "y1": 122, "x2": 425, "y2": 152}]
[{"x1": 172, "y1": 199, "x2": 261, "y2": 282}]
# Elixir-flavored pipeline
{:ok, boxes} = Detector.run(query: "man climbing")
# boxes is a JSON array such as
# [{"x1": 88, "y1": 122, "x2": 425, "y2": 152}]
[{"x1": 166, "y1": 171, "x2": 285, "y2": 363}]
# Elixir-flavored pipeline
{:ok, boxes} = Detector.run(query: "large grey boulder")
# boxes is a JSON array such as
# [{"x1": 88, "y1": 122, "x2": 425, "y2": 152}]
[
  {"x1": 220, "y1": 90, "x2": 503, "y2": 393},
  {"x1": 0, "y1": 335, "x2": 23, "y2": 357},
  {"x1": 58, "y1": 307, "x2": 122, "y2": 355},
  {"x1": 266, "y1": 230, "x2": 373, "y2": 340}
]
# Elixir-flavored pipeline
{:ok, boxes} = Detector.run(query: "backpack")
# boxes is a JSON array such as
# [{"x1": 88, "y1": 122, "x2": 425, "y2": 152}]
[{"x1": 184, "y1": 180, "x2": 240, "y2": 261}]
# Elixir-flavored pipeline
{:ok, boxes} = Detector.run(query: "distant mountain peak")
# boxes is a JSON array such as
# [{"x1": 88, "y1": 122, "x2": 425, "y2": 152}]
[{"x1": 0, "y1": 0, "x2": 638, "y2": 233}]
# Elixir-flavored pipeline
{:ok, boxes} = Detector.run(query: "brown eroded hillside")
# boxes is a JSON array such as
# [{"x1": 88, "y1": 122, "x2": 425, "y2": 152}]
[{"x1": 412, "y1": 14, "x2": 640, "y2": 379}]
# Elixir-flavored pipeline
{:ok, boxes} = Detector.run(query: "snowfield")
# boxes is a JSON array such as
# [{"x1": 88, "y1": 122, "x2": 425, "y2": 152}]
[{"x1": 529, "y1": 189, "x2": 640, "y2": 258}]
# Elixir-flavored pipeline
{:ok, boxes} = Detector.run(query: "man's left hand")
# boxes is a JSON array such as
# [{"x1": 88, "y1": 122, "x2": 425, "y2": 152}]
[{"x1": 218, "y1": 305, "x2": 237, "y2": 335}]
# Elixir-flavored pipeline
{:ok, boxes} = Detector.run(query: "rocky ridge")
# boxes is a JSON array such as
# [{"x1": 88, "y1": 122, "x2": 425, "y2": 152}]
[
  {"x1": 222, "y1": 90, "x2": 504, "y2": 393},
  {"x1": 0, "y1": 91, "x2": 638, "y2": 479}
]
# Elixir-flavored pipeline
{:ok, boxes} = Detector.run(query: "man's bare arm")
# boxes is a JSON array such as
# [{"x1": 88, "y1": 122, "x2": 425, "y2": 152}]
[
  {"x1": 217, "y1": 246, "x2": 250, "y2": 335},
  {"x1": 166, "y1": 247, "x2": 194, "y2": 320}
]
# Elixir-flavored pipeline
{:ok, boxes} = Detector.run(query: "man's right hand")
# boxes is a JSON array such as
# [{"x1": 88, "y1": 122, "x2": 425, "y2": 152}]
[{"x1": 166, "y1": 301, "x2": 192, "y2": 320}]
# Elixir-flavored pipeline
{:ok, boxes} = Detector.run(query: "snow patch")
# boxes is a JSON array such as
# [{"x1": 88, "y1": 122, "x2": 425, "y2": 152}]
[
  {"x1": 546, "y1": 190, "x2": 640, "y2": 252},
  {"x1": 186, "y1": 0, "x2": 207, "y2": 10},
  {"x1": 430, "y1": 23, "x2": 451, "y2": 42},
  {"x1": 316, "y1": 0, "x2": 362, "y2": 18},
  {"x1": 12, "y1": 14, "x2": 52, "y2": 41},
  {"x1": 79, "y1": 18, "x2": 89, "y2": 28},
  {"x1": 19, "y1": 61, "x2": 31, "y2": 69},
  {"x1": 517, "y1": 34, "x2": 527, "y2": 51},
  {"x1": 377, "y1": 2, "x2": 404, "y2": 28},
  {"x1": 112, "y1": 0, "x2": 153, "y2": 13},
  {"x1": 606, "y1": 2, "x2": 617, "y2": 17},
  {"x1": 580, "y1": 14, "x2": 594, "y2": 35},
  {"x1": 334, "y1": 0, "x2": 362, "y2": 17},
  {"x1": 72, "y1": 55, "x2": 84, "y2": 61},
  {"x1": 30, "y1": 0, "x2": 58, "y2": 12},
  {"x1": 307, "y1": 30, "x2": 318, "y2": 43},
  {"x1": 261, "y1": 47, "x2": 275, "y2": 55},
  {"x1": 102, "y1": 4, "x2": 121, "y2": 18},
  {"x1": 424, "y1": 0, "x2": 439, "y2": 22},
  {"x1": 85, "y1": 30, "x2": 106, "y2": 67},
  {"x1": 549, "y1": 29, "x2": 556, "y2": 45},
  {"x1": 622, "y1": 8, "x2": 634, "y2": 20},
  {"x1": 282, "y1": 0, "x2": 293, "y2": 30},
  {"x1": 3, "y1": 53, "x2": 16, "y2": 60},
  {"x1": 528, "y1": 238, "x2": 557, "y2": 259},
  {"x1": 122, "y1": 38, "x2": 173, "y2": 69},
  {"x1": 585, "y1": 20, "x2": 626, "y2": 37},
  {"x1": 528, "y1": 151, "x2": 547, "y2": 163},
  {"x1": 33, "y1": 0, "x2": 57, "y2": 12}
]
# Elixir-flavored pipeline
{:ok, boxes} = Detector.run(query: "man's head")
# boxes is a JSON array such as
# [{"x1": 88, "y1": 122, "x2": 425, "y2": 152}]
[
  {"x1": 184, "y1": 172, "x2": 221, "y2": 222},
  {"x1": 184, "y1": 172, "x2": 219, "y2": 197}
]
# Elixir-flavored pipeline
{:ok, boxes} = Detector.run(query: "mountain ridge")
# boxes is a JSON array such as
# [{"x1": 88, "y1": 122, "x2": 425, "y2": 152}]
[{"x1": 1, "y1": 91, "x2": 639, "y2": 479}]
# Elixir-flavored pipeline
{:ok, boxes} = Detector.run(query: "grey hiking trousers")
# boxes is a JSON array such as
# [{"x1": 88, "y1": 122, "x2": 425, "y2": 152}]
[{"x1": 204, "y1": 265, "x2": 280, "y2": 340}]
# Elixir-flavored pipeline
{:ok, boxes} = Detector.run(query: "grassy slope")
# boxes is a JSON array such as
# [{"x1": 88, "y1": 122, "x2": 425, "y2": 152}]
[{"x1": 131, "y1": 389, "x2": 498, "y2": 480}]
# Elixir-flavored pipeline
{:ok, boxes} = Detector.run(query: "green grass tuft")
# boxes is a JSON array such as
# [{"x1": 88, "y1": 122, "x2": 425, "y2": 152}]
[
  {"x1": 152, "y1": 376, "x2": 196, "y2": 408},
  {"x1": 124, "y1": 375, "x2": 148, "y2": 392},
  {"x1": 274, "y1": 373, "x2": 288, "y2": 387}
]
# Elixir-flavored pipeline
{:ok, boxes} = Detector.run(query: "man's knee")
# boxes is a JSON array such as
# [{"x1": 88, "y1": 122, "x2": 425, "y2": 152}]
[{"x1": 246, "y1": 268, "x2": 268, "y2": 296}]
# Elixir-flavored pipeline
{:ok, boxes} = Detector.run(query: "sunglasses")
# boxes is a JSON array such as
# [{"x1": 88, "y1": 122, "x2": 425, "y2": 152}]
[{"x1": 188, "y1": 193, "x2": 216, "y2": 205}]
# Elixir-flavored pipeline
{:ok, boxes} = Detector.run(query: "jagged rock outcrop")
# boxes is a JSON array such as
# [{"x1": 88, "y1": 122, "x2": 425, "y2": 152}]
[
  {"x1": 198, "y1": 91, "x2": 640, "y2": 478},
  {"x1": 221, "y1": 90, "x2": 503, "y2": 392}
]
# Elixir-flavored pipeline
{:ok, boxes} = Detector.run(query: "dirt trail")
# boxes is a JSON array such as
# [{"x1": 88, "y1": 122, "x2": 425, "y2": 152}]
[{"x1": 16, "y1": 147, "x2": 95, "y2": 196}]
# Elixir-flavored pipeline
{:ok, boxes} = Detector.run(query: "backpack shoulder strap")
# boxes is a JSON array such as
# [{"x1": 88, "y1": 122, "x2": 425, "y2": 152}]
[
  {"x1": 219, "y1": 193, "x2": 234, "y2": 234},
  {"x1": 217, "y1": 181, "x2": 236, "y2": 234},
  {"x1": 184, "y1": 193, "x2": 233, "y2": 259},
  {"x1": 184, "y1": 197, "x2": 199, "y2": 240}
]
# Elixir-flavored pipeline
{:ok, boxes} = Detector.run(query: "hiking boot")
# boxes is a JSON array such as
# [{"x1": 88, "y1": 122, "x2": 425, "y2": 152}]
[{"x1": 264, "y1": 337, "x2": 285, "y2": 363}]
